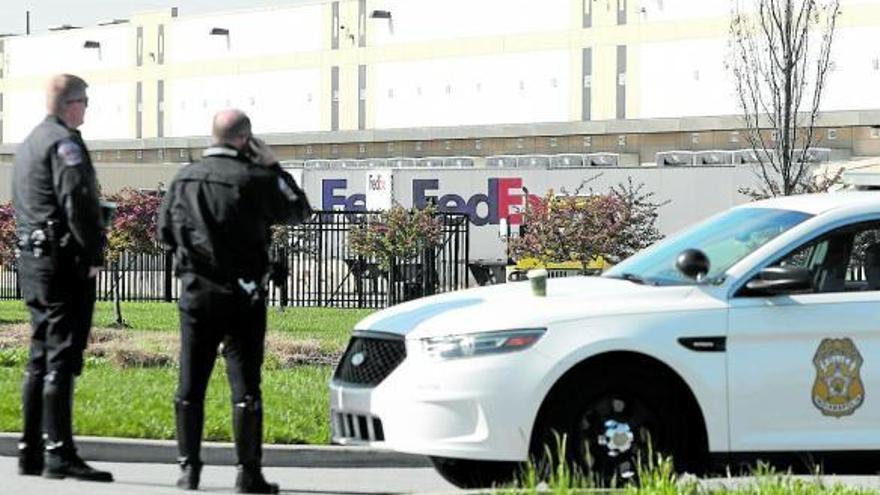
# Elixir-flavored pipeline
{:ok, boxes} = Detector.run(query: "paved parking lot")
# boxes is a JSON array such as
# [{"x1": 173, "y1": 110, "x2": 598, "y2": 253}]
[{"x1": 0, "y1": 456, "x2": 457, "y2": 495}]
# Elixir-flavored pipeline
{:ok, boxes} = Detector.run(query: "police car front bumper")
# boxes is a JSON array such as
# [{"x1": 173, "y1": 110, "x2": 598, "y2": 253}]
[{"x1": 329, "y1": 343, "x2": 553, "y2": 462}]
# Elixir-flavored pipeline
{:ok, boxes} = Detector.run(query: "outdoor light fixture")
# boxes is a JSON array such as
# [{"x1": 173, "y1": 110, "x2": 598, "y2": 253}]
[
  {"x1": 369, "y1": 10, "x2": 394, "y2": 34},
  {"x1": 97, "y1": 19, "x2": 129, "y2": 26},
  {"x1": 82, "y1": 40, "x2": 102, "y2": 60},
  {"x1": 48, "y1": 24, "x2": 81, "y2": 31},
  {"x1": 209, "y1": 27, "x2": 230, "y2": 50}
]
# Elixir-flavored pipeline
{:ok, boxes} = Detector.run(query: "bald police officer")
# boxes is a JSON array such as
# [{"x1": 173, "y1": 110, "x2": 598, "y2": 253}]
[
  {"x1": 13, "y1": 74, "x2": 112, "y2": 482},
  {"x1": 158, "y1": 109, "x2": 311, "y2": 493}
]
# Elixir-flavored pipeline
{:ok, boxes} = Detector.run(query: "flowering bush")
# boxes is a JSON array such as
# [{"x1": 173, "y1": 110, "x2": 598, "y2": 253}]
[
  {"x1": 606, "y1": 178, "x2": 666, "y2": 262},
  {"x1": 509, "y1": 191, "x2": 628, "y2": 271},
  {"x1": 104, "y1": 188, "x2": 163, "y2": 261},
  {"x1": 509, "y1": 179, "x2": 666, "y2": 271},
  {"x1": 0, "y1": 190, "x2": 164, "y2": 268},
  {"x1": 0, "y1": 202, "x2": 17, "y2": 266},
  {"x1": 102, "y1": 188, "x2": 163, "y2": 327},
  {"x1": 348, "y1": 204, "x2": 443, "y2": 269}
]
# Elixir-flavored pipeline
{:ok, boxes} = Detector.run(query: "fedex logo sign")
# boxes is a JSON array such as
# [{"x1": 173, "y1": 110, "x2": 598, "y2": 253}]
[
  {"x1": 412, "y1": 178, "x2": 541, "y2": 226},
  {"x1": 322, "y1": 178, "x2": 540, "y2": 226},
  {"x1": 367, "y1": 174, "x2": 387, "y2": 192}
]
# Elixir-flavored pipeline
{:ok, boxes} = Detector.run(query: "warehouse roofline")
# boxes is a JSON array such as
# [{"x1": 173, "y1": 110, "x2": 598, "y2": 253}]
[{"x1": 2, "y1": 110, "x2": 879, "y2": 153}]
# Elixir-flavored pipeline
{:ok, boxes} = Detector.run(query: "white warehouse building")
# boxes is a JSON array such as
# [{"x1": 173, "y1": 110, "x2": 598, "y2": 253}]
[{"x1": 0, "y1": 0, "x2": 879, "y2": 260}]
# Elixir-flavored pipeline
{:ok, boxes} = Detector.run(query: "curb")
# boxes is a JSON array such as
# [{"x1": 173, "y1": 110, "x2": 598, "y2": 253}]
[{"x1": 0, "y1": 433, "x2": 431, "y2": 468}]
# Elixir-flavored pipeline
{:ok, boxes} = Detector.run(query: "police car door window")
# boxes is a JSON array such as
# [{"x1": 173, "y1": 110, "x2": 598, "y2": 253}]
[
  {"x1": 770, "y1": 222, "x2": 880, "y2": 294},
  {"x1": 846, "y1": 228, "x2": 880, "y2": 291}
]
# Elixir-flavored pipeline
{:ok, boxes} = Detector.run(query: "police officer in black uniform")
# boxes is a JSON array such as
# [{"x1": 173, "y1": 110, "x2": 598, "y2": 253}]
[
  {"x1": 13, "y1": 74, "x2": 112, "y2": 482},
  {"x1": 158, "y1": 109, "x2": 311, "y2": 493}
]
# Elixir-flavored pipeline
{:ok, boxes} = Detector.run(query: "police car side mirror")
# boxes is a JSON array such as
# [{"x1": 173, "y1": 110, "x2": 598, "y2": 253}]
[
  {"x1": 743, "y1": 265, "x2": 813, "y2": 296},
  {"x1": 675, "y1": 249, "x2": 710, "y2": 281}
]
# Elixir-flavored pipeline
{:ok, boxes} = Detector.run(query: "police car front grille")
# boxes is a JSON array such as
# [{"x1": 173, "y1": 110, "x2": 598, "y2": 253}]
[
  {"x1": 332, "y1": 411, "x2": 385, "y2": 442},
  {"x1": 333, "y1": 334, "x2": 406, "y2": 386}
]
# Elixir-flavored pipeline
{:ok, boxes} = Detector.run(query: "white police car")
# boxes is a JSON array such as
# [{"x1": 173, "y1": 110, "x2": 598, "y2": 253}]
[{"x1": 329, "y1": 190, "x2": 880, "y2": 487}]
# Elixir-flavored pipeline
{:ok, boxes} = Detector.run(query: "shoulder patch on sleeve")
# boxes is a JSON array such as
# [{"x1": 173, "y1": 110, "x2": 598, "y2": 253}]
[
  {"x1": 278, "y1": 177, "x2": 299, "y2": 201},
  {"x1": 57, "y1": 139, "x2": 84, "y2": 167}
]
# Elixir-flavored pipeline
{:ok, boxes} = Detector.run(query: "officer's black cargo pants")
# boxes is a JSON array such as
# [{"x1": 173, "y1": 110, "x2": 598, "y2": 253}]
[
  {"x1": 174, "y1": 273, "x2": 268, "y2": 471},
  {"x1": 18, "y1": 251, "x2": 96, "y2": 459}
]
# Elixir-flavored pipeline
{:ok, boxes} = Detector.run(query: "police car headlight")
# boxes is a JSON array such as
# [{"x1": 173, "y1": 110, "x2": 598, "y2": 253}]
[{"x1": 421, "y1": 328, "x2": 546, "y2": 360}]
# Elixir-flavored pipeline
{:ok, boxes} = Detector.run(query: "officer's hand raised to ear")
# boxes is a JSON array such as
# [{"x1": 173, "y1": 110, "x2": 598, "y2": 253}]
[{"x1": 247, "y1": 137, "x2": 278, "y2": 167}]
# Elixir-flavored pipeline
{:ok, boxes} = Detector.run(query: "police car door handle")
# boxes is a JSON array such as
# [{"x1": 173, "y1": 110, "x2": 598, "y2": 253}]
[{"x1": 678, "y1": 337, "x2": 726, "y2": 352}]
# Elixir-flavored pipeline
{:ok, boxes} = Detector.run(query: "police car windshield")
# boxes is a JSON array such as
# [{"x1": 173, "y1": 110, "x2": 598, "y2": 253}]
[{"x1": 604, "y1": 208, "x2": 813, "y2": 286}]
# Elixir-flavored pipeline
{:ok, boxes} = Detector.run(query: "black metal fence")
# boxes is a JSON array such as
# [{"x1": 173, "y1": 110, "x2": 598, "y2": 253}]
[
  {"x1": 0, "y1": 211, "x2": 470, "y2": 309},
  {"x1": 95, "y1": 251, "x2": 178, "y2": 302},
  {"x1": 271, "y1": 211, "x2": 470, "y2": 308}
]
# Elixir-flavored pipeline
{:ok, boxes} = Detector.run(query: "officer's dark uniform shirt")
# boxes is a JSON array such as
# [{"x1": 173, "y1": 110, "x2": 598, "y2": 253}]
[
  {"x1": 13, "y1": 115, "x2": 104, "y2": 266},
  {"x1": 158, "y1": 145, "x2": 310, "y2": 284}
]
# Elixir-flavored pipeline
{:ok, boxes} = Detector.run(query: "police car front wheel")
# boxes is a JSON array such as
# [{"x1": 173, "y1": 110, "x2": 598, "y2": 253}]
[{"x1": 530, "y1": 368, "x2": 687, "y2": 486}]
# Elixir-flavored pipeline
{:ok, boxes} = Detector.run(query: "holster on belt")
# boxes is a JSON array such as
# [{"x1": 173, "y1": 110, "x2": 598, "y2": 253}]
[{"x1": 18, "y1": 221, "x2": 71, "y2": 264}]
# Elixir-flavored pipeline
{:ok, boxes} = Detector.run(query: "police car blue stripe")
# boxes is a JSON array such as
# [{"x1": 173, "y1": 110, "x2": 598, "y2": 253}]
[{"x1": 371, "y1": 298, "x2": 483, "y2": 333}]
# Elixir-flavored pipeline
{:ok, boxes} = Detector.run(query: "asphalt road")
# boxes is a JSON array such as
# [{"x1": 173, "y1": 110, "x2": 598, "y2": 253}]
[
  {"x1": 0, "y1": 456, "x2": 458, "y2": 495},
  {"x1": 4, "y1": 455, "x2": 880, "y2": 494}
]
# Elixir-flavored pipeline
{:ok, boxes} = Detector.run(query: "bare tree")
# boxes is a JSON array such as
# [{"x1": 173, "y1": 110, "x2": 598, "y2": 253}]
[{"x1": 729, "y1": 0, "x2": 841, "y2": 198}]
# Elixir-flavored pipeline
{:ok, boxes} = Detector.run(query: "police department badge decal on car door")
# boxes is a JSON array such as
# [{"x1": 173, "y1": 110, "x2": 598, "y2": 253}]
[{"x1": 812, "y1": 338, "x2": 865, "y2": 417}]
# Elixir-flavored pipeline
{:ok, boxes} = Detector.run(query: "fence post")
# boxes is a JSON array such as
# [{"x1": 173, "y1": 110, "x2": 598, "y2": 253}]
[
  {"x1": 462, "y1": 214, "x2": 470, "y2": 289},
  {"x1": 423, "y1": 246, "x2": 436, "y2": 297},
  {"x1": 279, "y1": 245, "x2": 289, "y2": 307},
  {"x1": 163, "y1": 253, "x2": 173, "y2": 302},
  {"x1": 316, "y1": 218, "x2": 324, "y2": 307},
  {"x1": 356, "y1": 255, "x2": 365, "y2": 309},
  {"x1": 387, "y1": 256, "x2": 396, "y2": 306}
]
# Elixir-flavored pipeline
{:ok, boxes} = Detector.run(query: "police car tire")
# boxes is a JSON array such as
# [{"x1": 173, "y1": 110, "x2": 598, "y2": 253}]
[
  {"x1": 428, "y1": 456, "x2": 521, "y2": 489},
  {"x1": 530, "y1": 367, "x2": 688, "y2": 485}
]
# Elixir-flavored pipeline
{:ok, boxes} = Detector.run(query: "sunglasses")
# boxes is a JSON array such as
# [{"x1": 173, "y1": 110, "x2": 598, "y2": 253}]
[{"x1": 66, "y1": 97, "x2": 89, "y2": 107}]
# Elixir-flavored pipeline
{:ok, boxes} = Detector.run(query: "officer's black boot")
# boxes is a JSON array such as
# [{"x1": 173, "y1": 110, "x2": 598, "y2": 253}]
[
  {"x1": 18, "y1": 370, "x2": 44, "y2": 476},
  {"x1": 234, "y1": 465, "x2": 279, "y2": 495},
  {"x1": 175, "y1": 398, "x2": 204, "y2": 490},
  {"x1": 18, "y1": 445, "x2": 44, "y2": 476},
  {"x1": 232, "y1": 397, "x2": 278, "y2": 494},
  {"x1": 42, "y1": 372, "x2": 113, "y2": 482}
]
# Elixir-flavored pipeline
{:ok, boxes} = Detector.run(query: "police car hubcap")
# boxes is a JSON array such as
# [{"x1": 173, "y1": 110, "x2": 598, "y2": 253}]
[
  {"x1": 598, "y1": 420, "x2": 634, "y2": 456},
  {"x1": 577, "y1": 394, "x2": 651, "y2": 482}
]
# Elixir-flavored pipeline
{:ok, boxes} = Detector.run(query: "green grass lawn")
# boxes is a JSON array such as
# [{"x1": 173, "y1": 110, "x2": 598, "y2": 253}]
[
  {"x1": 0, "y1": 300, "x2": 371, "y2": 351},
  {"x1": 500, "y1": 452, "x2": 877, "y2": 495},
  {"x1": 0, "y1": 300, "x2": 373, "y2": 444},
  {"x1": 0, "y1": 363, "x2": 332, "y2": 444}
]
